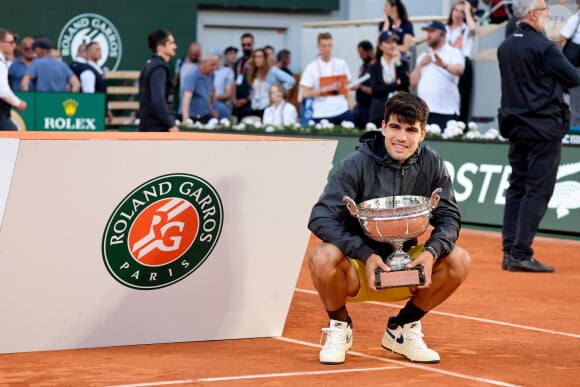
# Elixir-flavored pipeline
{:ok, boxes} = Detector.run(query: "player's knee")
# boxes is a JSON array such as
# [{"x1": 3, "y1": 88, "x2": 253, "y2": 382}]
[
  {"x1": 438, "y1": 246, "x2": 470, "y2": 284},
  {"x1": 448, "y1": 246, "x2": 471, "y2": 282},
  {"x1": 308, "y1": 243, "x2": 343, "y2": 275}
]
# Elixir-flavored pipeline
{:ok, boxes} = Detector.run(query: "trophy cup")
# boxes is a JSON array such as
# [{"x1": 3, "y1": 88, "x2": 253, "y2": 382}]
[{"x1": 342, "y1": 188, "x2": 442, "y2": 289}]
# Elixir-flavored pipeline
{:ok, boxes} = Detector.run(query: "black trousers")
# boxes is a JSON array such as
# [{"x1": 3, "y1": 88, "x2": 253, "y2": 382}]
[
  {"x1": 458, "y1": 57, "x2": 473, "y2": 125},
  {"x1": 502, "y1": 139, "x2": 561, "y2": 259}
]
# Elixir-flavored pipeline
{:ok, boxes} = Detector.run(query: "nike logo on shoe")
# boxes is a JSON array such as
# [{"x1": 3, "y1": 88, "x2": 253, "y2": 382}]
[{"x1": 387, "y1": 329, "x2": 405, "y2": 344}]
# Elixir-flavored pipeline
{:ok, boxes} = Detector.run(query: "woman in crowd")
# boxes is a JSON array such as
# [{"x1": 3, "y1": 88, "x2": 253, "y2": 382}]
[
  {"x1": 368, "y1": 30, "x2": 410, "y2": 127},
  {"x1": 378, "y1": 0, "x2": 414, "y2": 59},
  {"x1": 446, "y1": 0, "x2": 477, "y2": 126},
  {"x1": 245, "y1": 48, "x2": 295, "y2": 117},
  {"x1": 262, "y1": 83, "x2": 297, "y2": 126}
]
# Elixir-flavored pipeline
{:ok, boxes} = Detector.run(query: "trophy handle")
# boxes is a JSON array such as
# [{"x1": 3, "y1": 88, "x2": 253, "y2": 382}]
[
  {"x1": 342, "y1": 196, "x2": 359, "y2": 217},
  {"x1": 430, "y1": 188, "x2": 443, "y2": 210}
]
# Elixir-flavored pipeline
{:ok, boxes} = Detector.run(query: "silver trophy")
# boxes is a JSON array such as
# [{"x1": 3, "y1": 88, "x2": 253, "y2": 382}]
[{"x1": 343, "y1": 188, "x2": 442, "y2": 289}]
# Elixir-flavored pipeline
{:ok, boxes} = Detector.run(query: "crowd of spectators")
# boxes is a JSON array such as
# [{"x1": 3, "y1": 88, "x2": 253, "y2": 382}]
[
  {"x1": 164, "y1": 0, "x2": 485, "y2": 132},
  {"x1": 3, "y1": 0, "x2": 533, "y2": 133}
]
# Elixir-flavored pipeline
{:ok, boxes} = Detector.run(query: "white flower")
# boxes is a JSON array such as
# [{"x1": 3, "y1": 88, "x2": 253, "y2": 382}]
[
  {"x1": 233, "y1": 123, "x2": 246, "y2": 131},
  {"x1": 315, "y1": 123, "x2": 322, "y2": 130},
  {"x1": 365, "y1": 122, "x2": 378, "y2": 131},
  {"x1": 468, "y1": 122, "x2": 477, "y2": 132},
  {"x1": 265, "y1": 126, "x2": 275, "y2": 133},
  {"x1": 426, "y1": 124, "x2": 442, "y2": 135},
  {"x1": 341, "y1": 121, "x2": 355, "y2": 129},
  {"x1": 220, "y1": 118, "x2": 231, "y2": 126},
  {"x1": 293, "y1": 122, "x2": 301, "y2": 129},
  {"x1": 193, "y1": 121, "x2": 204, "y2": 129},
  {"x1": 175, "y1": 119, "x2": 181, "y2": 125},
  {"x1": 308, "y1": 120, "x2": 315, "y2": 126},
  {"x1": 184, "y1": 118, "x2": 194, "y2": 127}
]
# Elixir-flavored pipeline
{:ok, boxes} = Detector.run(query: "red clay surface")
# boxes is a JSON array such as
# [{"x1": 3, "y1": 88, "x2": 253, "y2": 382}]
[{"x1": 1, "y1": 228, "x2": 579, "y2": 386}]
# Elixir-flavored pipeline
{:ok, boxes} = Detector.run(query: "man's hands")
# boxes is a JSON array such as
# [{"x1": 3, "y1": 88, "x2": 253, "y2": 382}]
[
  {"x1": 365, "y1": 253, "x2": 391, "y2": 291},
  {"x1": 365, "y1": 250, "x2": 435, "y2": 291}
]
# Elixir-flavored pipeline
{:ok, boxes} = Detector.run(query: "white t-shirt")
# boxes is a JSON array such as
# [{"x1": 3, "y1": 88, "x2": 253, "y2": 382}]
[
  {"x1": 561, "y1": 12, "x2": 580, "y2": 43},
  {"x1": 262, "y1": 101, "x2": 297, "y2": 126},
  {"x1": 416, "y1": 44, "x2": 465, "y2": 115},
  {"x1": 300, "y1": 57, "x2": 351, "y2": 119}
]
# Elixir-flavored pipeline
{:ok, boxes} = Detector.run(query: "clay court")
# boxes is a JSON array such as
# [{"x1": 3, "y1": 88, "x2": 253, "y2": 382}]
[{"x1": 0, "y1": 227, "x2": 578, "y2": 386}]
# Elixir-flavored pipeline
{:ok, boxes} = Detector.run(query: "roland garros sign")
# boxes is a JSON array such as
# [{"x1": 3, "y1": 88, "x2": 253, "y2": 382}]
[
  {"x1": 58, "y1": 13, "x2": 122, "y2": 71},
  {"x1": 102, "y1": 174, "x2": 223, "y2": 290}
]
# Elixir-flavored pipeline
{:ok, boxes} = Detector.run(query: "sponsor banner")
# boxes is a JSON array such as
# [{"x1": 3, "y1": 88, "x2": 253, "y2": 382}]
[
  {"x1": 14, "y1": 92, "x2": 105, "y2": 131},
  {"x1": 0, "y1": 136, "x2": 336, "y2": 353}
]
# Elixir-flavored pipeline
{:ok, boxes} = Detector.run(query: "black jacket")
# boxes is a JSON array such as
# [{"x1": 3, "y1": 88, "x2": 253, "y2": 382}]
[
  {"x1": 138, "y1": 55, "x2": 175, "y2": 132},
  {"x1": 308, "y1": 131, "x2": 460, "y2": 263},
  {"x1": 498, "y1": 22, "x2": 580, "y2": 140},
  {"x1": 368, "y1": 59, "x2": 410, "y2": 124}
]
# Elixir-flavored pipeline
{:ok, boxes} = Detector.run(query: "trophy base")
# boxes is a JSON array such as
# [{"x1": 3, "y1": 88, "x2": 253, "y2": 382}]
[{"x1": 375, "y1": 266, "x2": 425, "y2": 289}]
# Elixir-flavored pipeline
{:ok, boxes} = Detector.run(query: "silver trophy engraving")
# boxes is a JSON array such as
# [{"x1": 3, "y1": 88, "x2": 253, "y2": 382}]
[{"x1": 343, "y1": 188, "x2": 442, "y2": 289}]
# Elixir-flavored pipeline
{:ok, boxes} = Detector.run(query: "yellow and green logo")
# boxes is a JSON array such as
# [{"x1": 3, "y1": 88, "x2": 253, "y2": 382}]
[{"x1": 102, "y1": 173, "x2": 223, "y2": 289}]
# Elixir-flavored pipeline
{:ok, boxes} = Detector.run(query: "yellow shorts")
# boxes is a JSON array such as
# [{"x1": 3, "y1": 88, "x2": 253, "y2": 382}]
[{"x1": 346, "y1": 244, "x2": 424, "y2": 303}]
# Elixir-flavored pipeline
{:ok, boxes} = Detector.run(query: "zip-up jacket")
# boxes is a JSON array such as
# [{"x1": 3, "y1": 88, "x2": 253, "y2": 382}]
[{"x1": 308, "y1": 130, "x2": 460, "y2": 263}]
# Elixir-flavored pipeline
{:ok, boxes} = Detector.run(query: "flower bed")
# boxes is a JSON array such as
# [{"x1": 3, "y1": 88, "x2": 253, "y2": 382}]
[{"x1": 176, "y1": 117, "x2": 506, "y2": 141}]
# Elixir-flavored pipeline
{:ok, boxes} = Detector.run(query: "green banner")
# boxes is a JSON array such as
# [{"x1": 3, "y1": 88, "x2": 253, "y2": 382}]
[{"x1": 14, "y1": 92, "x2": 105, "y2": 131}]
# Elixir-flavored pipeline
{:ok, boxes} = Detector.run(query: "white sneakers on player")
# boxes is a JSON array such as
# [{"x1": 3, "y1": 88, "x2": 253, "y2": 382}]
[
  {"x1": 319, "y1": 319, "x2": 353, "y2": 364},
  {"x1": 381, "y1": 318, "x2": 440, "y2": 363}
]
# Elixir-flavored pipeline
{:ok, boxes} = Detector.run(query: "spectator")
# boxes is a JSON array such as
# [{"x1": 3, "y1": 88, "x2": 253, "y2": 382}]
[
  {"x1": 378, "y1": 0, "x2": 415, "y2": 59},
  {"x1": 175, "y1": 42, "x2": 201, "y2": 99},
  {"x1": 352, "y1": 40, "x2": 374, "y2": 129},
  {"x1": 275, "y1": 49, "x2": 293, "y2": 76},
  {"x1": 245, "y1": 47, "x2": 295, "y2": 117},
  {"x1": 181, "y1": 51, "x2": 220, "y2": 124},
  {"x1": 223, "y1": 46, "x2": 238, "y2": 71},
  {"x1": 264, "y1": 45, "x2": 275, "y2": 63},
  {"x1": 8, "y1": 36, "x2": 34, "y2": 91},
  {"x1": 558, "y1": 3, "x2": 580, "y2": 127},
  {"x1": 0, "y1": 28, "x2": 27, "y2": 131},
  {"x1": 308, "y1": 92, "x2": 470, "y2": 365},
  {"x1": 410, "y1": 21, "x2": 464, "y2": 131},
  {"x1": 69, "y1": 43, "x2": 88, "y2": 79},
  {"x1": 75, "y1": 42, "x2": 106, "y2": 94},
  {"x1": 233, "y1": 32, "x2": 254, "y2": 122},
  {"x1": 497, "y1": 0, "x2": 580, "y2": 272},
  {"x1": 21, "y1": 37, "x2": 80, "y2": 92},
  {"x1": 446, "y1": 0, "x2": 477, "y2": 126},
  {"x1": 213, "y1": 48, "x2": 235, "y2": 119},
  {"x1": 262, "y1": 83, "x2": 297, "y2": 126},
  {"x1": 299, "y1": 32, "x2": 353, "y2": 124},
  {"x1": 369, "y1": 31, "x2": 410, "y2": 127},
  {"x1": 138, "y1": 29, "x2": 178, "y2": 132}
]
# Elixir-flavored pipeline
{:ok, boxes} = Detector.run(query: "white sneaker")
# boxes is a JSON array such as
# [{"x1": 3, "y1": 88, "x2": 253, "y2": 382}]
[
  {"x1": 381, "y1": 319, "x2": 440, "y2": 363},
  {"x1": 319, "y1": 319, "x2": 353, "y2": 364}
]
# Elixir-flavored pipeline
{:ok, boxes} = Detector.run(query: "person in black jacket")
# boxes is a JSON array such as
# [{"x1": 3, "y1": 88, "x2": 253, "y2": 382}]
[
  {"x1": 138, "y1": 29, "x2": 178, "y2": 132},
  {"x1": 498, "y1": 0, "x2": 580, "y2": 272},
  {"x1": 369, "y1": 30, "x2": 410, "y2": 127},
  {"x1": 308, "y1": 92, "x2": 470, "y2": 365}
]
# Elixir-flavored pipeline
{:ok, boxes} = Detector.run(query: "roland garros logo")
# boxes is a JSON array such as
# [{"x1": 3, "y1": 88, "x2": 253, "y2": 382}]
[
  {"x1": 102, "y1": 174, "x2": 223, "y2": 290},
  {"x1": 58, "y1": 13, "x2": 122, "y2": 71}
]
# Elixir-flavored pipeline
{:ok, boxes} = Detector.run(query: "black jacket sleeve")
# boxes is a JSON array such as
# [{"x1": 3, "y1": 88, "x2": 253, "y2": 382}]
[
  {"x1": 543, "y1": 45, "x2": 580, "y2": 89},
  {"x1": 308, "y1": 154, "x2": 376, "y2": 263}
]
